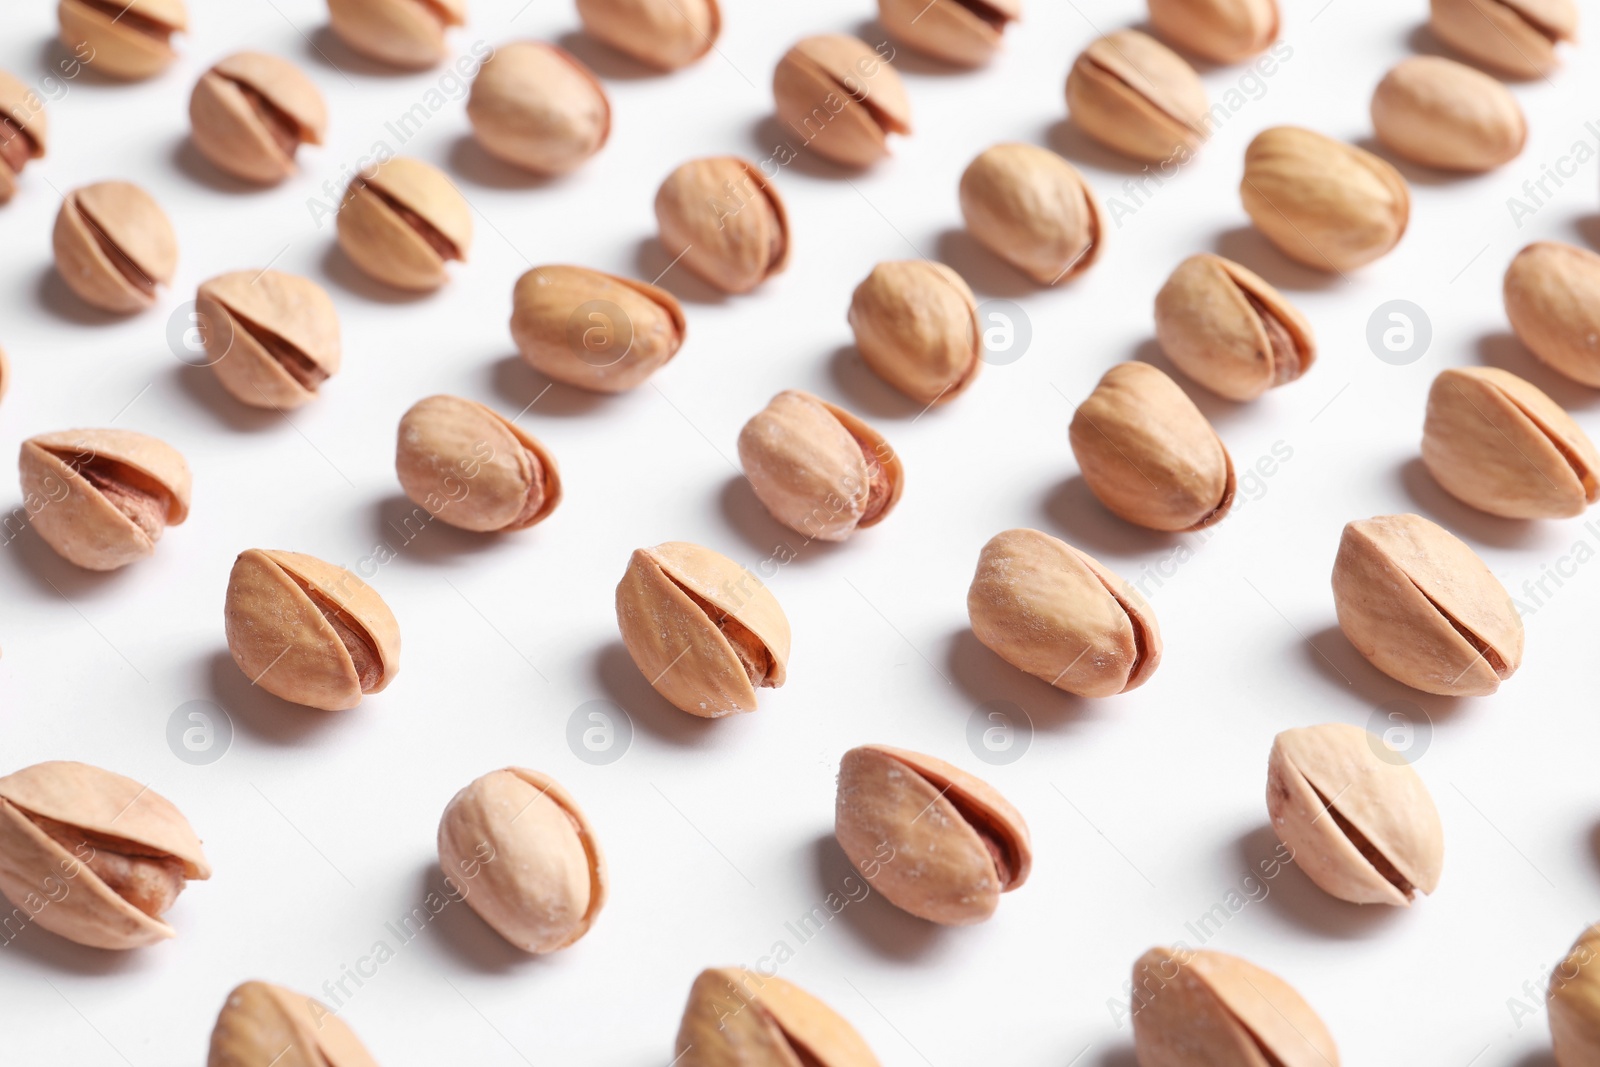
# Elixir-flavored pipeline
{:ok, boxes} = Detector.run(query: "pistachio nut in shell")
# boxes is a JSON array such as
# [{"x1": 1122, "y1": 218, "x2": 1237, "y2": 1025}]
[
  {"x1": 1371, "y1": 56, "x2": 1525, "y2": 172},
  {"x1": 336, "y1": 156, "x2": 471, "y2": 291},
  {"x1": 1550, "y1": 924, "x2": 1600, "y2": 1066},
  {"x1": 327, "y1": 0, "x2": 465, "y2": 69},
  {"x1": 738, "y1": 390, "x2": 904, "y2": 541},
  {"x1": 1429, "y1": 0, "x2": 1576, "y2": 79},
  {"x1": 0, "y1": 761, "x2": 210, "y2": 950},
  {"x1": 576, "y1": 0, "x2": 720, "y2": 71},
  {"x1": 197, "y1": 269, "x2": 341, "y2": 410},
  {"x1": 848, "y1": 260, "x2": 980, "y2": 404},
  {"x1": 772, "y1": 34, "x2": 911, "y2": 167},
  {"x1": 1130, "y1": 947, "x2": 1339, "y2": 1066},
  {"x1": 1504, "y1": 241, "x2": 1600, "y2": 388},
  {"x1": 59, "y1": 0, "x2": 187, "y2": 80},
  {"x1": 511, "y1": 265, "x2": 685, "y2": 392},
  {"x1": 1147, "y1": 0, "x2": 1278, "y2": 63},
  {"x1": 467, "y1": 41, "x2": 610, "y2": 175},
  {"x1": 1422, "y1": 366, "x2": 1599, "y2": 519},
  {"x1": 1154, "y1": 253, "x2": 1314, "y2": 401},
  {"x1": 1332, "y1": 513, "x2": 1523, "y2": 696},
  {"x1": 0, "y1": 69, "x2": 47, "y2": 205},
  {"x1": 615, "y1": 541, "x2": 791, "y2": 717},
  {"x1": 1240, "y1": 126, "x2": 1409, "y2": 272},
  {"x1": 208, "y1": 981, "x2": 379, "y2": 1067},
  {"x1": 968, "y1": 528, "x2": 1161, "y2": 697},
  {"x1": 438, "y1": 768, "x2": 605, "y2": 954},
  {"x1": 676, "y1": 968, "x2": 881, "y2": 1067},
  {"x1": 1267, "y1": 723, "x2": 1443, "y2": 906},
  {"x1": 1066, "y1": 30, "x2": 1209, "y2": 164},
  {"x1": 395, "y1": 394, "x2": 562, "y2": 532},
  {"x1": 20, "y1": 428, "x2": 191, "y2": 571},
  {"x1": 835, "y1": 744, "x2": 1030, "y2": 926},
  {"x1": 190, "y1": 52, "x2": 328, "y2": 185},
  {"x1": 655, "y1": 156, "x2": 789, "y2": 294},
  {"x1": 53, "y1": 181, "x2": 177, "y2": 314},
  {"x1": 225, "y1": 549, "x2": 402, "y2": 711},
  {"x1": 959, "y1": 142, "x2": 1103, "y2": 285},
  {"x1": 877, "y1": 0, "x2": 1019, "y2": 67}
]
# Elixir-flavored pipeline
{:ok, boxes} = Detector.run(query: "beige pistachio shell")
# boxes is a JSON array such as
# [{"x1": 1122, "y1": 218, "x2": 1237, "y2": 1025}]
[
  {"x1": 1429, "y1": 0, "x2": 1576, "y2": 78},
  {"x1": 1067, "y1": 30, "x2": 1209, "y2": 163},
  {"x1": 773, "y1": 34, "x2": 911, "y2": 167},
  {"x1": 467, "y1": 41, "x2": 610, "y2": 175},
  {"x1": 1332, "y1": 513, "x2": 1523, "y2": 696},
  {"x1": 1504, "y1": 241, "x2": 1600, "y2": 388},
  {"x1": 0, "y1": 69, "x2": 46, "y2": 205},
  {"x1": 438, "y1": 768, "x2": 605, "y2": 954},
  {"x1": 511, "y1": 264, "x2": 685, "y2": 392},
  {"x1": 198, "y1": 270, "x2": 341, "y2": 411},
  {"x1": 576, "y1": 0, "x2": 720, "y2": 70},
  {"x1": 615, "y1": 541, "x2": 791, "y2": 717},
  {"x1": 190, "y1": 52, "x2": 328, "y2": 185},
  {"x1": 395, "y1": 394, "x2": 562, "y2": 532},
  {"x1": 20, "y1": 428, "x2": 191, "y2": 571},
  {"x1": 337, "y1": 156, "x2": 471, "y2": 291},
  {"x1": 224, "y1": 549, "x2": 402, "y2": 711},
  {"x1": 848, "y1": 260, "x2": 980, "y2": 404},
  {"x1": 327, "y1": 0, "x2": 465, "y2": 69},
  {"x1": 877, "y1": 0, "x2": 1018, "y2": 67},
  {"x1": 1422, "y1": 367, "x2": 1599, "y2": 519},
  {"x1": 59, "y1": 0, "x2": 186, "y2": 80},
  {"x1": 968, "y1": 528, "x2": 1161, "y2": 697},
  {"x1": 959, "y1": 142, "x2": 1103, "y2": 285},
  {"x1": 676, "y1": 968, "x2": 882, "y2": 1067},
  {"x1": 1551, "y1": 925, "x2": 1600, "y2": 1066},
  {"x1": 53, "y1": 181, "x2": 177, "y2": 314},
  {"x1": 1371, "y1": 57, "x2": 1524, "y2": 173},
  {"x1": 655, "y1": 156, "x2": 790, "y2": 294},
  {"x1": 1241, "y1": 126, "x2": 1409, "y2": 272},
  {"x1": 208, "y1": 980, "x2": 379, "y2": 1067},
  {"x1": 1147, "y1": 0, "x2": 1278, "y2": 62}
]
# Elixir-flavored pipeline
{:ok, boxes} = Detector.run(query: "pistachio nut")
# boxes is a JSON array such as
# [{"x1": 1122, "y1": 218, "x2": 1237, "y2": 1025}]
[
  {"x1": 676, "y1": 968, "x2": 881, "y2": 1067},
  {"x1": 1371, "y1": 56, "x2": 1525, "y2": 173},
  {"x1": 395, "y1": 394, "x2": 562, "y2": 532},
  {"x1": 1504, "y1": 241, "x2": 1600, "y2": 388},
  {"x1": 1429, "y1": 0, "x2": 1576, "y2": 79},
  {"x1": 1241, "y1": 126, "x2": 1409, "y2": 272},
  {"x1": 0, "y1": 69, "x2": 46, "y2": 205},
  {"x1": 0, "y1": 760, "x2": 210, "y2": 950},
  {"x1": 53, "y1": 181, "x2": 177, "y2": 314},
  {"x1": 19, "y1": 428, "x2": 191, "y2": 571},
  {"x1": 327, "y1": 0, "x2": 465, "y2": 69},
  {"x1": 959, "y1": 142, "x2": 1103, "y2": 285},
  {"x1": 510, "y1": 264, "x2": 685, "y2": 392},
  {"x1": 848, "y1": 260, "x2": 980, "y2": 404},
  {"x1": 1550, "y1": 924, "x2": 1600, "y2": 1066},
  {"x1": 59, "y1": 0, "x2": 186, "y2": 80},
  {"x1": 615, "y1": 541, "x2": 791, "y2": 717},
  {"x1": 336, "y1": 156, "x2": 471, "y2": 291},
  {"x1": 1332, "y1": 513, "x2": 1523, "y2": 696},
  {"x1": 576, "y1": 0, "x2": 720, "y2": 70},
  {"x1": 968, "y1": 528, "x2": 1161, "y2": 696},
  {"x1": 655, "y1": 156, "x2": 790, "y2": 294},
  {"x1": 1422, "y1": 366, "x2": 1599, "y2": 519},
  {"x1": 467, "y1": 41, "x2": 610, "y2": 176},
  {"x1": 877, "y1": 0, "x2": 1019, "y2": 67},
  {"x1": 772, "y1": 34, "x2": 911, "y2": 167},
  {"x1": 438, "y1": 768, "x2": 605, "y2": 953},
  {"x1": 1154, "y1": 253, "x2": 1314, "y2": 401},
  {"x1": 1147, "y1": 0, "x2": 1279, "y2": 63},
  {"x1": 208, "y1": 981, "x2": 379, "y2": 1067},
  {"x1": 224, "y1": 549, "x2": 402, "y2": 711},
  {"x1": 1066, "y1": 30, "x2": 1209, "y2": 164},
  {"x1": 189, "y1": 53, "x2": 328, "y2": 185},
  {"x1": 835, "y1": 744, "x2": 1031, "y2": 925},
  {"x1": 1130, "y1": 947, "x2": 1339, "y2": 1065},
  {"x1": 1070, "y1": 361, "x2": 1235, "y2": 531},
  {"x1": 197, "y1": 269, "x2": 341, "y2": 410}
]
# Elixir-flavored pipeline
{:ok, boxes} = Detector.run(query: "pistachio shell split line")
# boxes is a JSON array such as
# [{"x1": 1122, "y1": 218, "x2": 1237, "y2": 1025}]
[
  {"x1": 197, "y1": 269, "x2": 342, "y2": 410},
  {"x1": 53, "y1": 181, "x2": 177, "y2": 314},
  {"x1": 59, "y1": 0, "x2": 187, "y2": 80},
  {"x1": 190, "y1": 52, "x2": 327, "y2": 185},
  {"x1": 1067, "y1": 30, "x2": 1210, "y2": 164},
  {"x1": 676, "y1": 968, "x2": 882, "y2": 1066},
  {"x1": 877, "y1": 0, "x2": 1018, "y2": 67},
  {"x1": 773, "y1": 34, "x2": 911, "y2": 167},
  {"x1": 336, "y1": 156, "x2": 471, "y2": 291},
  {"x1": 1429, "y1": 0, "x2": 1577, "y2": 78}
]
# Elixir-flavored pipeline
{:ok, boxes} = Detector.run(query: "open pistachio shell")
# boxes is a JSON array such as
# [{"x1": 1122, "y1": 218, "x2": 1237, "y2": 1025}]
[
  {"x1": 59, "y1": 0, "x2": 187, "y2": 80},
  {"x1": 877, "y1": 0, "x2": 1018, "y2": 67},
  {"x1": 198, "y1": 269, "x2": 341, "y2": 410},
  {"x1": 1429, "y1": 0, "x2": 1576, "y2": 79},
  {"x1": 0, "y1": 69, "x2": 46, "y2": 205},
  {"x1": 772, "y1": 34, "x2": 911, "y2": 167},
  {"x1": 53, "y1": 181, "x2": 177, "y2": 314},
  {"x1": 327, "y1": 0, "x2": 466, "y2": 69},
  {"x1": 1066, "y1": 30, "x2": 1209, "y2": 163},
  {"x1": 208, "y1": 980, "x2": 379, "y2": 1067},
  {"x1": 337, "y1": 156, "x2": 471, "y2": 291},
  {"x1": 190, "y1": 52, "x2": 328, "y2": 185},
  {"x1": 676, "y1": 968, "x2": 881, "y2": 1067}
]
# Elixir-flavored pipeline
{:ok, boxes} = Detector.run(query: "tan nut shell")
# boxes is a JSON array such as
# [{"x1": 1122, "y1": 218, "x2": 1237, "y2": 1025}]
[
  {"x1": 1504, "y1": 241, "x2": 1600, "y2": 388},
  {"x1": 655, "y1": 156, "x2": 790, "y2": 294},
  {"x1": 1551, "y1": 925, "x2": 1600, "y2": 1066},
  {"x1": 438, "y1": 768, "x2": 606, "y2": 954},
  {"x1": 1371, "y1": 57, "x2": 1525, "y2": 173},
  {"x1": 59, "y1": 0, "x2": 186, "y2": 80},
  {"x1": 337, "y1": 156, "x2": 471, "y2": 291},
  {"x1": 190, "y1": 52, "x2": 328, "y2": 185},
  {"x1": 0, "y1": 69, "x2": 47, "y2": 205},
  {"x1": 848, "y1": 260, "x2": 980, "y2": 404},
  {"x1": 1147, "y1": 0, "x2": 1279, "y2": 63},
  {"x1": 877, "y1": 0, "x2": 1019, "y2": 67},
  {"x1": 1067, "y1": 30, "x2": 1209, "y2": 164},
  {"x1": 1429, "y1": 0, "x2": 1576, "y2": 79},
  {"x1": 225, "y1": 549, "x2": 402, "y2": 711},
  {"x1": 198, "y1": 269, "x2": 342, "y2": 411},
  {"x1": 615, "y1": 541, "x2": 791, "y2": 717},
  {"x1": 1332, "y1": 513, "x2": 1523, "y2": 696},
  {"x1": 676, "y1": 968, "x2": 881, "y2": 1067},
  {"x1": 0, "y1": 761, "x2": 210, "y2": 950},
  {"x1": 511, "y1": 264, "x2": 685, "y2": 392},
  {"x1": 207, "y1": 980, "x2": 379, "y2": 1067},
  {"x1": 773, "y1": 34, "x2": 911, "y2": 167},
  {"x1": 576, "y1": 0, "x2": 720, "y2": 70},
  {"x1": 959, "y1": 142, "x2": 1103, "y2": 285},
  {"x1": 53, "y1": 181, "x2": 177, "y2": 313},
  {"x1": 968, "y1": 528, "x2": 1161, "y2": 696},
  {"x1": 467, "y1": 41, "x2": 610, "y2": 175},
  {"x1": 1422, "y1": 366, "x2": 1599, "y2": 519},
  {"x1": 327, "y1": 0, "x2": 465, "y2": 69},
  {"x1": 395, "y1": 394, "x2": 562, "y2": 532},
  {"x1": 1241, "y1": 126, "x2": 1409, "y2": 273}
]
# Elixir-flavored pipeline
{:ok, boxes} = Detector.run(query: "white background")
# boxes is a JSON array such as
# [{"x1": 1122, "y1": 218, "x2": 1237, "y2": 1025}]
[{"x1": 0, "y1": 0, "x2": 1597, "y2": 1063}]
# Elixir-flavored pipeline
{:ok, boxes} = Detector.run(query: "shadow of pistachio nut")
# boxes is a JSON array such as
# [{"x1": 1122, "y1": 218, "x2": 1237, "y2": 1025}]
[
  {"x1": 1504, "y1": 241, "x2": 1600, "y2": 388},
  {"x1": 676, "y1": 968, "x2": 882, "y2": 1067},
  {"x1": 1146, "y1": 0, "x2": 1279, "y2": 63},
  {"x1": 655, "y1": 156, "x2": 789, "y2": 294},
  {"x1": 1066, "y1": 30, "x2": 1209, "y2": 164},
  {"x1": 336, "y1": 156, "x2": 471, "y2": 291},
  {"x1": 1550, "y1": 925, "x2": 1600, "y2": 1065},
  {"x1": 848, "y1": 260, "x2": 980, "y2": 404},
  {"x1": 1267, "y1": 723, "x2": 1443, "y2": 907},
  {"x1": 877, "y1": 0, "x2": 1018, "y2": 67},
  {"x1": 835, "y1": 744, "x2": 1031, "y2": 925},
  {"x1": 772, "y1": 34, "x2": 912, "y2": 168},
  {"x1": 0, "y1": 761, "x2": 210, "y2": 950},
  {"x1": 1130, "y1": 947, "x2": 1339, "y2": 1066},
  {"x1": 1154, "y1": 253, "x2": 1314, "y2": 402},
  {"x1": 197, "y1": 270, "x2": 341, "y2": 410},
  {"x1": 59, "y1": 0, "x2": 186, "y2": 80},
  {"x1": 189, "y1": 53, "x2": 328, "y2": 186},
  {"x1": 1240, "y1": 127, "x2": 1409, "y2": 273},
  {"x1": 968, "y1": 528, "x2": 1161, "y2": 696},
  {"x1": 208, "y1": 980, "x2": 379, "y2": 1067},
  {"x1": 1422, "y1": 367, "x2": 1599, "y2": 519},
  {"x1": 438, "y1": 768, "x2": 606, "y2": 954},
  {"x1": 959, "y1": 143, "x2": 1103, "y2": 285},
  {"x1": 0, "y1": 70, "x2": 46, "y2": 206},
  {"x1": 511, "y1": 264, "x2": 684, "y2": 391},
  {"x1": 1332, "y1": 513, "x2": 1522, "y2": 696},
  {"x1": 615, "y1": 541, "x2": 790, "y2": 717},
  {"x1": 53, "y1": 181, "x2": 177, "y2": 314},
  {"x1": 327, "y1": 0, "x2": 465, "y2": 70},
  {"x1": 467, "y1": 41, "x2": 610, "y2": 176},
  {"x1": 395, "y1": 394, "x2": 562, "y2": 532},
  {"x1": 1429, "y1": 0, "x2": 1576, "y2": 79},
  {"x1": 576, "y1": 0, "x2": 720, "y2": 71},
  {"x1": 1371, "y1": 57, "x2": 1525, "y2": 173},
  {"x1": 20, "y1": 428, "x2": 190, "y2": 571},
  {"x1": 224, "y1": 549, "x2": 401, "y2": 711}
]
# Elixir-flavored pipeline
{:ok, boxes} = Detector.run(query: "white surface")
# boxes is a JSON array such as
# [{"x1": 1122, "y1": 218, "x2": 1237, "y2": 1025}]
[{"x1": 0, "y1": 0, "x2": 1596, "y2": 1063}]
